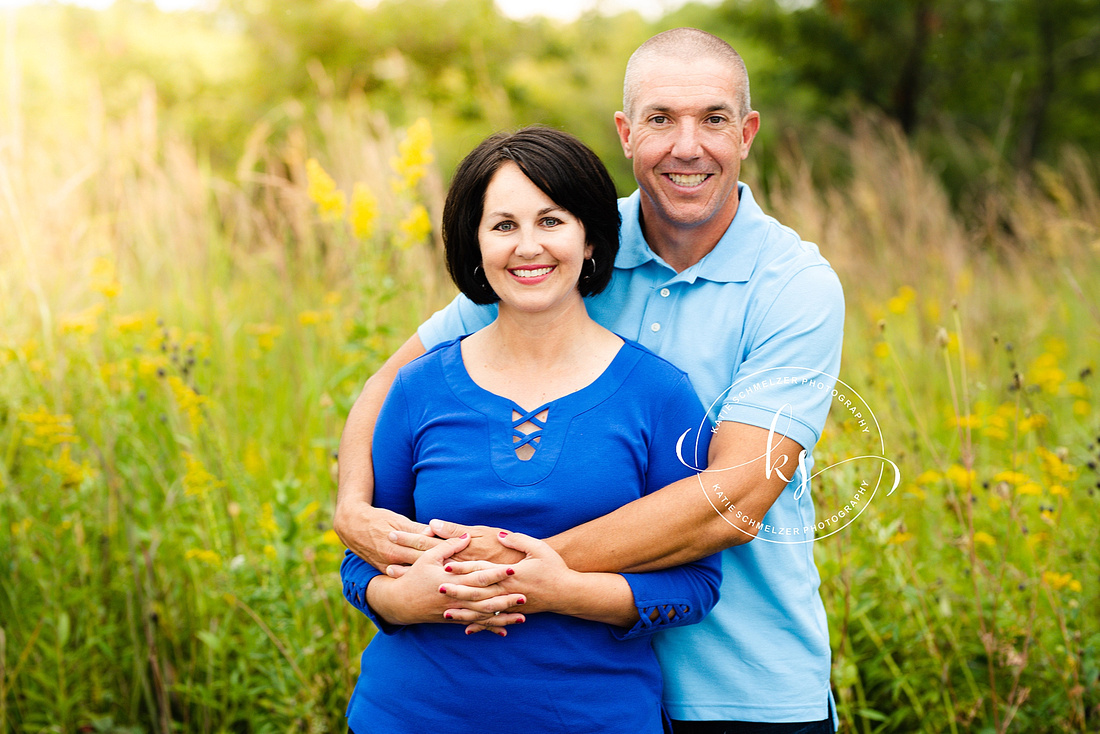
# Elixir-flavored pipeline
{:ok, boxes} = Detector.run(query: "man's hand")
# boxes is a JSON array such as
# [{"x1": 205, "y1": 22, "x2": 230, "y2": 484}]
[
  {"x1": 334, "y1": 502, "x2": 443, "y2": 572},
  {"x1": 427, "y1": 519, "x2": 526, "y2": 566}
]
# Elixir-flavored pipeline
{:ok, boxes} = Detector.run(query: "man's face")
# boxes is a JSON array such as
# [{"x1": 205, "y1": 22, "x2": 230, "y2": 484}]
[{"x1": 615, "y1": 56, "x2": 759, "y2": 236}]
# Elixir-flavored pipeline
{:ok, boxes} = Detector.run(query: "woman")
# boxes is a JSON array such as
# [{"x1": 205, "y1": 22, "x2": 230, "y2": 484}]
[{"x1": 341, "y1": 127, "x2": 719, "y2": 733}]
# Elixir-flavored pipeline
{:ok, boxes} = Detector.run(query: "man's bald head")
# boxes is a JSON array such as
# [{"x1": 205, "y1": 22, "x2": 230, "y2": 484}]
[{"x1": 623, "y1": 28, "x2": 751, "y2": 120}]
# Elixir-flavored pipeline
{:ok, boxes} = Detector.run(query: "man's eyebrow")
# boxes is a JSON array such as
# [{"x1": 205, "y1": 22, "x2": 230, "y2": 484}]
[{"x1": 640, "y1": 102, "x2": 736, "y2": 115}]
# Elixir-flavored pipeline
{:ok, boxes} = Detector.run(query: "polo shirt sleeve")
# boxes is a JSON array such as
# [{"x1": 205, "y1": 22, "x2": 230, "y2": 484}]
[
  {"x1": 616, "y1": 372, "x2": 722, "y2": 641},
  {"x1": 341, "y1": 372, "x2": 418, "y2": 635},
  {"x1": 417, "y1": 294, "x2": 497, "y2": 350},
  {"x1": 716, "y1": 263, "x2": 845, "y2": 451}
]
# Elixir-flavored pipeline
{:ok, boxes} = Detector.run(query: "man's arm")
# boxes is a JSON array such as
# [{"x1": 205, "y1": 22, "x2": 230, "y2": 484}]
[
  {"x1": 428, "y1": 420, "x2": 803, "y2": 572},
  {"x1": 333, "y1": 333, "x2": 430, "y2": 570},
  {"x1": 546, "y1": 420, "x2": 802, "y2": 572}
]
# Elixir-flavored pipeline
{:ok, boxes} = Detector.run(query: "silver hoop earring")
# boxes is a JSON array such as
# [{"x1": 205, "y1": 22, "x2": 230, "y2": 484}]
[
  {"x1": 581, "y1": 257, "x2": 597, "y2": 281},
  {"x1": 473, "y1": 265, "x2": 489, "y2": 291}
]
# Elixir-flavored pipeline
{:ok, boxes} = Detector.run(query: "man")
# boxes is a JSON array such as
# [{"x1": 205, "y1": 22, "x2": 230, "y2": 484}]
[{"x1": 335, "y1": 28, "x2": 844, "y2": 733}]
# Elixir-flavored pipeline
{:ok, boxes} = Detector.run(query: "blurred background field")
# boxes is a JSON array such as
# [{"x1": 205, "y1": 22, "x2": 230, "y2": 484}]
[{"x1": 0, "y1": 0, "x2": 1097, "y2": 731}]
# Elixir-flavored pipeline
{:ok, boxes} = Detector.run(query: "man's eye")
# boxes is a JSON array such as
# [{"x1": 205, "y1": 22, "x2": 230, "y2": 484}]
[
  {"x1": 651, "y1": 115, "x2": 669, "y2": 125},
  {"x1": 706, "y1": 115, "x2": 725, "y2": 124}
]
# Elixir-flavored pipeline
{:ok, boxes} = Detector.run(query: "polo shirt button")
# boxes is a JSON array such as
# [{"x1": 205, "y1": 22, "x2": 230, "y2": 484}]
[
  {"x1": 650, "y1": 322, "x2": 661, "y2": 333},
  {"x1": 660, "y1": 288, "x2": 670, "y2": 297}
]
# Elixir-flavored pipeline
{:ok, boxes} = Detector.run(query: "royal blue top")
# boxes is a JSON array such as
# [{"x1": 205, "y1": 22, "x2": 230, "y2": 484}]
[{"x1": 341, "y1": 337, "x2": 721, "y2": 733}]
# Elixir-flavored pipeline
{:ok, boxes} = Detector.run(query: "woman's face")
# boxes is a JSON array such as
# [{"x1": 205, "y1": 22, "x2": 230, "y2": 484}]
[{"x1": 477, "y1": 161, "x2": 592, "y2": 316}]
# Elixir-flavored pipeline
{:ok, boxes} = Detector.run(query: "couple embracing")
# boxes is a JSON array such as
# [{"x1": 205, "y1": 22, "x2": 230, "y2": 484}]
[{"x1": 335, "y1": 27, "x2": 844, "y2": 734}]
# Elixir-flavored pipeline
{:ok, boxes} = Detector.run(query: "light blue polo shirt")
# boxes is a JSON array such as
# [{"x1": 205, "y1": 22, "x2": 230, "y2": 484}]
[{"x1": 418, "y1": 183, "x2": 844, "y2": 725}]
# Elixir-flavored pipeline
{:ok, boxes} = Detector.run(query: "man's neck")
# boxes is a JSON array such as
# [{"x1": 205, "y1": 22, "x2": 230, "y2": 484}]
[{"x1": 640, "y1": 191, "x2": 741, "y2": 273}]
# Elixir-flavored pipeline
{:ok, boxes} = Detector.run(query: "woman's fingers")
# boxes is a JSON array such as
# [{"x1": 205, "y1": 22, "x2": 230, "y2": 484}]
[
  {"x1": 417, "y1": 533, "x2": 472, "y2": 565},
  {"x1": 442, "y1": 559, "x2": 505, "y2": 575},
  {"x1": 440, "y1": 594, "x2": 527, "y2": 620},
  {"x1": 495, "y1": 530, "x2": 545, "y2": 556}
]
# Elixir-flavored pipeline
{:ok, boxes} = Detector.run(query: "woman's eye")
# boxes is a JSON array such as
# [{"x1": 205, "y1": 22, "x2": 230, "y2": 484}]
[
  {"x1": 493, "y1": 221, "x2": 516, "y2": 232},
  {"x1": 541, "y1": 217, "x2": 562, "y2": 227}
]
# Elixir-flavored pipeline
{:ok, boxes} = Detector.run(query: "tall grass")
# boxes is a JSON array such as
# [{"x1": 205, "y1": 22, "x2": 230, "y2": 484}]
[{"x1": 1, "y1": 75, "x2": 1098, "y2": 733}]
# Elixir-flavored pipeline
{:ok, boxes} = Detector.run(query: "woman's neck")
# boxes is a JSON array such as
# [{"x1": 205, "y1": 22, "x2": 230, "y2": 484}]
[{"x1": 462, "y1": 294, "x2": 622, "y2": 408}]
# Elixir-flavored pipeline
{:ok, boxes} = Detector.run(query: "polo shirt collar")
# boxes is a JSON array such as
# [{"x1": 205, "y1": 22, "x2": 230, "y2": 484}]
[{"x1": 615, "y1": 182, "x2": 766, "y2": 284}]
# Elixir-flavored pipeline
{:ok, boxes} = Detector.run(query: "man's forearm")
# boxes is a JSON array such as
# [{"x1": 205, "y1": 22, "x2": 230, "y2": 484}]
[
  {"x1": 334, "y1": 333, "x2": 428, "y2": 568},
  {"x1": 547, "y1": 423, "x2": 800, "y2": 574}
]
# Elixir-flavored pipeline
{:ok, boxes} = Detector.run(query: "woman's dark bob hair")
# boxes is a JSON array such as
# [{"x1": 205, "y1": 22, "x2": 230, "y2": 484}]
[{"x1": 443, "y1": 126, "x2": 620, "y2": 305}]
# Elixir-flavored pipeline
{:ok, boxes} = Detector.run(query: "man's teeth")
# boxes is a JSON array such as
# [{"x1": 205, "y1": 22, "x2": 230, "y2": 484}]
[
  {"x1": 669, "y1": 173, "x2": 708, "y2": 186},
  {"x1": 513, "y1": 267, "x2": 554, "y2": 278}
]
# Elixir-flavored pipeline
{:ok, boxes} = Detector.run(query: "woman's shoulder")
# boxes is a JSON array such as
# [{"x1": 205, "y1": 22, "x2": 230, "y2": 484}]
[
  {"x1": 617, "y1": 338, "x2": 691, "y2": 385},
  {"x1": 395, "y1": 337, "x2": 462, "y2": 386}
]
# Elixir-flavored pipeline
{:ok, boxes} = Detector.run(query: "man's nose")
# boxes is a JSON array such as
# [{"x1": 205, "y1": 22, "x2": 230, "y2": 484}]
[{"x1": 671, "y1": 122, "x2": 701, "y2": 160}]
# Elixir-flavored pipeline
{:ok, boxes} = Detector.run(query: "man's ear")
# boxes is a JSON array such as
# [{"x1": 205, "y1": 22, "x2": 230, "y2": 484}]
[{"x1": 614, "y1": 111, "x2": 634, "y2": 159}]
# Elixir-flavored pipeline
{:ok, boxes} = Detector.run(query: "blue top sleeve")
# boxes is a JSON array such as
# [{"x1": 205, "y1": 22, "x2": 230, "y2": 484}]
[{"x1": 615, "y1": 374, "x2": 722, "y2": 641}]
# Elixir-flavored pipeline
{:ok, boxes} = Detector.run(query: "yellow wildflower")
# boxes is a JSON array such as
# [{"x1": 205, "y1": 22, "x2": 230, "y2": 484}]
[
  {"x1": 245, "y1": 323, "x2": 283, "y2": 351},
  {"x1": 1026, "y1": 532, "x2": 1047, "y2": 549},
  {"x1": 1016, "y1": 482, "x2": 1042, "y2": 496},
  {"x1": 91, "y1": 257, "x2": 121, "y2": 299},
  {"x1": 395, "y1": 204, "x2": 432, "y2": 250},
  {"x1": 915, "y1": 470, "x2": 942, "y2": 486},
  {"x1": 324, "y1": 291, "x2": 342, "y2": 306},
  {"x1": 59, "y1": 303, "x2": 105, "y2": 336},
  {"x1": 263, "y1": 544, "x2": 277, "y2": 560},
  {"x1": 295, "y1": 500, "x2": 320, "y2": 523},
  {"x1": 168, "y1": 376, "x2": 208, "y2": 429},
  {"x1": 113, "y1": 311, "x2": 148, "y2": 334},
  {"x1": 46, "y1": 445, "x2": 94, "y2": 487},
  {"x1": 390, "y1": 117, "x2": 434, "y2": 194},
  {"x1": 322, "y1": 529, "x2": 343, "y2": 546},
  {"x1": 1067, "y1": 381, "x2": 1089, "y2": 398},
  {"x1": 972, "y1": 531, "x2": 995, "y2": 547},
  {"x1": 1050, "y1": 484, "x2": 1068, "y2": 497},
  {"x1": 350, "y1": 182, "x2": 378, "y2": 240},
  {"x1": 260, "y1": 502, "x2": 278, "y2": 536},
  {"x1": 873, "y1": 342, "x2": 890, "y2": 360},
  {"x1": 1028, "y1": 353, "x2": 1064, "y2": 394},
  {"x1": 1042, "y1": 571, "x2": 1078, "y2": 591},
  {"x1": 888, "y1": 531, "x2": 912, "y2": 545},
  {"x1": 1017, "y1": 413, "x2": 1048, "y2": 433},
  {"x1": 11, "y1": 517, "x2": 32, "y2": 538},
  {"x1": 18, "y1": 407, "x2": 79, "y2": 450},
  {"x1": 945, "y1": 464, "x2": 974, "y2": 487},
  {"x1": 1073, "y1": 400, "x2": 1091, "y2": 417},
  {"x1": 950, "y1": 414, "x2": 982, "y2": 429},
  {"x1": 306, "y1": 158, "x2": 346, "y2": 221},
  {"x1": 1036, "y1": 446, "x2": 1078, "y2": 482},
  {"x1": 185, "y1": 548, "x2": 222, "y2": 567},
  {"x1": 993, "y1": 470, "x2": 1031, "y2": 485},
  {"x1": 181, "y1": 451, "x2": 224, "y2": 497}
]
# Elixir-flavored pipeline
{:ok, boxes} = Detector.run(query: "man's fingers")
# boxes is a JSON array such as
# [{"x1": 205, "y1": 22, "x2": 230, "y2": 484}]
[
  {"x1": 428, "y1": 518, "x2": 474, "y2": 539},
  {"x1": 384, "y1": 564, "x2": 409, "y2": 578},
  {"x1": 388, "y1": 530, "x2": 445, "y2": 553}
]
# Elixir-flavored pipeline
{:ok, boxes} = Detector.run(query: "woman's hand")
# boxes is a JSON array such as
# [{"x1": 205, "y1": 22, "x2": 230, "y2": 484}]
[
  {"x1": 445, "y1": 531, "x2": 639, "y2": 633},
  {"x1": 367, "y1": 533, "x2": 527, "y2": 635}
]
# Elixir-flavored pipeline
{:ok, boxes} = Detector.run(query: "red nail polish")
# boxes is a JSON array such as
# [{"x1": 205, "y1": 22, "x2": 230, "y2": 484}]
[
  {"x1": 460, "y1": 533, "x2": 469, "y2": 539},
  {"x1": 444, "y1": 565, "x2": 452, "y2": 572},
  {"x1": 517, "y1": 617, "x2": 525, "y2": 623},
  {"x1": 506, "y1": 568, "x2": 515, "y2": 576},
  {"x1": 498, "y1": 531, "x2": 508, "y2": 538},
  {"x1": 438, "y1": 586, "x2": 447, "y2": 594},
  {"x1": 517, "y1": 598, "x2": 526, "y2": 605},
  {"x1": 465, "y1": 629, "x2": 472, "y2": 635},
  {"x1": 444, "y1": 613, "x2": 452, "y2": 620}
]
